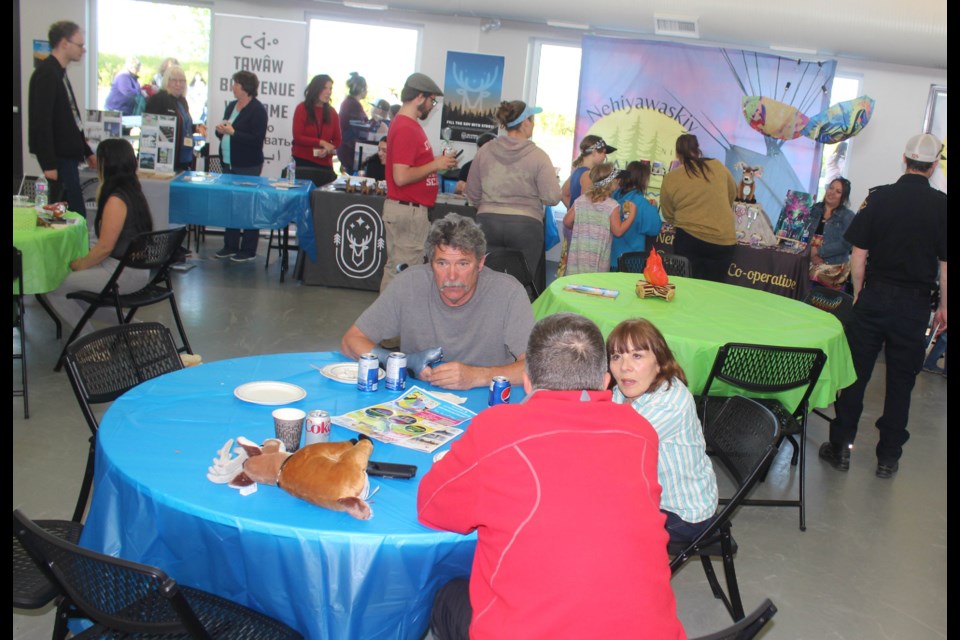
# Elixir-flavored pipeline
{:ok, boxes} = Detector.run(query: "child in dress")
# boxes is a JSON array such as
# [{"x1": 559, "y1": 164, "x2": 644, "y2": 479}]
[
  {"x1": 562, "y1": 163, "x2": 633, "y2": 275},
  {"x1": 610, "y1": 161, "x2": 665, "y2": 270}
]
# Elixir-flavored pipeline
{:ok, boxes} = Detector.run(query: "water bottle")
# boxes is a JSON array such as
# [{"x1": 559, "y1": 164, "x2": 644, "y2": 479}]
[
  {"x1": 287, "y1": 161, "x2": 296, "y2": 185},
  {"x1": 35, "y1": 175, "x2": 49, "y2": 211}
]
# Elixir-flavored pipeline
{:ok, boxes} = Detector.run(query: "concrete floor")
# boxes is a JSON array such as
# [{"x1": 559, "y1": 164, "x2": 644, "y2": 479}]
[{"x1": 13, "y1": 239, "x2": 948, "y2": 639}]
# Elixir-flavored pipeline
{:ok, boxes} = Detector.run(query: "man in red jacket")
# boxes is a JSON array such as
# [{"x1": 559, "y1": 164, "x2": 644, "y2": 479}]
[{"x1": 418, "y1": 312, "x2": 685, "y2": 640}]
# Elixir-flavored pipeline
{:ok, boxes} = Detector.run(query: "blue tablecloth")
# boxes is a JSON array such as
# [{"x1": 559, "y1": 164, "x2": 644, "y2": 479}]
[
  {"x1": 80, "y1": 352, "x2": 523, "y2": 639},
  {"x1": 169, "y1": 172, "x2": 317, "y2": 261}
]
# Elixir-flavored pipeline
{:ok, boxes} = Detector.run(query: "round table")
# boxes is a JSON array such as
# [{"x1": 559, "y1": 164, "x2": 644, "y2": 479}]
[
  {"x1": 533, "y1": 273, "x2": 855, "y2": 410},
  {"x1": 79, "y1": 352, "x2": 523, "y2": 640},
  {"x1": 13, "y1": 207, "x2": 89, "y2": 294}
]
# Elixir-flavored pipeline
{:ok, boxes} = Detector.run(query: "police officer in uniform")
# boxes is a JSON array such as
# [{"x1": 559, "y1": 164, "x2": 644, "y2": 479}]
[{"x1": 819, "y1": 133, "x2": 947, "y2": 478}]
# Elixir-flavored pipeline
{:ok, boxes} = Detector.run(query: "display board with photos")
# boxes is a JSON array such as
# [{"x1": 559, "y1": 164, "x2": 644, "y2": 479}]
[
  {"x1": 139, "y1": 113, "x2": 178, "y2": 174},
  {"x1": 84, "y1": 110, "x2": 123, "y2": 155}
]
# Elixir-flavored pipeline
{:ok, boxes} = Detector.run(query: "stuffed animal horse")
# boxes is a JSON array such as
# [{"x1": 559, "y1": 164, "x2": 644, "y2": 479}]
[{"x1": 207, "y1": 437, "x2": 375, "y2": 520}]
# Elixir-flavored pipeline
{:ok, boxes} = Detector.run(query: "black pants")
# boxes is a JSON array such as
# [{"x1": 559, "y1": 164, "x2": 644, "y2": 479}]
[
  {"x1": 673, "y1": 228, "x2": 735, "y2": 283},
  {"x1": 222, "y1": 163, "x2": 263, "y2": 256},
  {"x1": 830, "y1": 283, "x2": 931, "y2": 464},
  {"x1": 477, "y1": 213, "x2": 546, "y2": 294},
  {"x1": 430, "y1": 579, "x2": 472, "y2": 640},
  {"x1": 51, "y1": 158, "x2": 86, "y2": 218}
]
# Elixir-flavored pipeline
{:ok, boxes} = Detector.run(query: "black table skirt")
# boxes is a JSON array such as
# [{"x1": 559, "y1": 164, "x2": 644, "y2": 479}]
[
  {"x1": 297, "y1": 191, "x2": 476, "y2": 291},
  {"x1": 653, "y1": 227, "x2": 810, "y2": 300}
]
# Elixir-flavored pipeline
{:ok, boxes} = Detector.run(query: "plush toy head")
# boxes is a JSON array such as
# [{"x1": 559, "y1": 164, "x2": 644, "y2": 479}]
[
  {"x1": 733, "y1": 162, "x2": 764, "y2": 203},
  {"x1": 207, "y1": 437, "x2": 375, "y2": 520}
]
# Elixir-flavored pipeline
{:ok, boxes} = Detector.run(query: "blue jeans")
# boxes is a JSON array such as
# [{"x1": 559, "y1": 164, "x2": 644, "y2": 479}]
[
  {"x1": 222, "y1": 164, "x2": 263, "y2": 256},
  {"x1": 830, "y1": 283, "x2": 931, "y2": 464},
  {"x1": 663, "y1": 509, "x2": 717, "y2": 543}
]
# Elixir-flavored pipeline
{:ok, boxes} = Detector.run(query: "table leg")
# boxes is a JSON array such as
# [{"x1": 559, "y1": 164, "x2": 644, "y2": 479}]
[
  {"x1": 34, "y1": 294, "x2": 62, "y2": 339},
  {"x1": 280, "y1": 226, "x2": 288, "y2": 283}
]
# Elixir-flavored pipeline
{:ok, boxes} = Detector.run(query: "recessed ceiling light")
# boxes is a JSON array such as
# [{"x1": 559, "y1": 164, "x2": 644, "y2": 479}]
[
  {"x1": 343, "y1": 1, "x2": 388, "y2": 10},
  {"x1": 546, "y1": 20, "x2": 590, "y2": 30}
]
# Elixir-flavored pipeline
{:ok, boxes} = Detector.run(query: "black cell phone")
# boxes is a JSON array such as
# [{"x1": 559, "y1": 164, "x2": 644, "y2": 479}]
[{"x1": 367, "y1": 461, "x2": 417, "y2": 479}]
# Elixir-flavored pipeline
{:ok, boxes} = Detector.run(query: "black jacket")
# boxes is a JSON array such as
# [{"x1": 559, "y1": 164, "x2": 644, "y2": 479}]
[
  {"x1": 216, "y1": 99, "x2": 268, "y2": 168},
  {"x1": 28, "y1": 55, "x2": 93, "y2": 170},
  {"x1": 145, "y1": 90, "x2": 194, "y2": 170}
]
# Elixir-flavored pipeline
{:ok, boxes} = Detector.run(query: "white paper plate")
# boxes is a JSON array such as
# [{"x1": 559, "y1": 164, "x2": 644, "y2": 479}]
[
  {"x1": 234, "y1": 381, "x2": 307, "y2": 405},
  {"x1": 319, "y1": 362, "x2": 385, "y2": 384}
]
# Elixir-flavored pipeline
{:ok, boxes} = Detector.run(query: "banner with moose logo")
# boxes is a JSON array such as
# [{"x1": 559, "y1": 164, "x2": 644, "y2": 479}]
[{"x1": 440, "y1": 51, "x2": 504, "y2": 144}]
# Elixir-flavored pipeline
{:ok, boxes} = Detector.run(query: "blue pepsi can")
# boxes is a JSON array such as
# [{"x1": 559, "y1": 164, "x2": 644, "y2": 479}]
[
  {"x1": 385, "y1": 352, "x2": 407, "y2": 391},
  {"x1": 358, "y1": 353, "x2": 380, "y2": 392},
  {"x1": 488, "y1": 376, "x2": 511, "y2": 406}
]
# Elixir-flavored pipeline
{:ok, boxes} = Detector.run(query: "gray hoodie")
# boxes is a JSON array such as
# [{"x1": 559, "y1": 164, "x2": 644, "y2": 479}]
[{"x1": 465, "y1": 136, "x2": 562, "y2": 221}]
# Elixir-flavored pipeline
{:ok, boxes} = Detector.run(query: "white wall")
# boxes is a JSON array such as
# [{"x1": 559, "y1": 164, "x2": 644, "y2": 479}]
[{"x1": 20, "y1": 0, "x2": 947, "y2": 197}]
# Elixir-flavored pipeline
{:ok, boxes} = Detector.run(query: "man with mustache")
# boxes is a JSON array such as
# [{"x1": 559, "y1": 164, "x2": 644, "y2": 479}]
[
  {"x1": 380, "y1": 72, "x2": 460, "y2": 293},
  {"x1": 341, "y1": 214, "x2": 533, "y2": 390}
]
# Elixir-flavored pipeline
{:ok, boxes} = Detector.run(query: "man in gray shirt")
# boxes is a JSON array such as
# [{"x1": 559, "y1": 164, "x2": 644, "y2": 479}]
[{"x1": 341, "y1": 214, "x2": 534, "y2": 390}]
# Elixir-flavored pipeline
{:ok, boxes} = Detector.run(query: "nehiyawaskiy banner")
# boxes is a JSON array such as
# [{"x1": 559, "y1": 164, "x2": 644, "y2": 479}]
[
  {"x1": 209, "y1": 14, "x2": 307, "y2": 177},
  {"x1": 441, "y1": 51, "x2": 504, "y2": 144},
  {"x1": 574, "y1": 36, "x2": 836, "y2": 220}
]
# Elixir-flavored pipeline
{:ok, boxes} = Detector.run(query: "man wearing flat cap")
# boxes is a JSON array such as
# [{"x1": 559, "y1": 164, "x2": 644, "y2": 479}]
[
  {"x1": 381, "y1": 72, "x2": 460, "y2": 292},
  {"x1": 820, "y1": 133, "x2": 947, "y2": 480}
]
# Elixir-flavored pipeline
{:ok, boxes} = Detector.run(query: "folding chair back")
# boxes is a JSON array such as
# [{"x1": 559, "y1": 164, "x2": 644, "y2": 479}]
[
  {"x1": 18, "y1": 176, "x2": 39, "y2": 200},
  {"x1": 616, "y1": 250, "x2": 647, "y2": 273},
  {"x1": 660, "y1": 252, "x2": 692, "y2": 278},
  {"x1": 698, "y1": 343, "x2": 827, "y2": 531},
  {"x1": 804, "y1": 286, "x2": 854, "y2": 329},
  {"x1": 64, "y1": 323, "x2": 183, "y2": 520},
  {"x1": 484, "y1": 248, "x2": 539, "y2": 301},
  {"x1": 701, "y1": 343, "x2": 827, "y2": 416},
  {"x1": 669, "y1": 396, "x2": 780, "y2": 621},
  {"x1": 205, "y1": 154, "x2": 224, "y2": 173},
  {"x1": 55, "y1": 227, "x2": 192, "y2": 371},
  {"x1": 13, "y1": 510, "x2": 303, "y2": 639}
]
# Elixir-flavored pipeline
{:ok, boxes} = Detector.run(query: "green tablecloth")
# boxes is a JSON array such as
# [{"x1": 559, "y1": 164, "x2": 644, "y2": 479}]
[
  {"x1": 13, "y1": 208, "x2": 89, "y2": 294},
  {"x1": 532, "y1": 273, "x2": 855, "y2": 410}
]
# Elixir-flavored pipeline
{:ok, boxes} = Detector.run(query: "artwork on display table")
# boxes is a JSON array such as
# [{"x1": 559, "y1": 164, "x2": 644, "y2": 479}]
[
  {"x1": 774, "y1": 190, "x2": 816, "y2": 244},
  {"x1": 139, "y1": 113, "x2": 177, "y2": 174}
]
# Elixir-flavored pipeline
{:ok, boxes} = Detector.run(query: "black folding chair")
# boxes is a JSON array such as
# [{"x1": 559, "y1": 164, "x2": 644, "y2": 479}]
[
  {"x1": 698, "y1": 343, "x2": 827, "y2": 531},
  {"x1": 669, "y1": 396, "x2": 780, "y2": 621},
  {"x1": 689, "y1": 598, "x2": 778, "y2": 640},
  {"x1": 660, "y1": 251, "x2": 692, "y2": 278},
  {"x1": 803, "y1": 286, "x2": 855, "y2": 424},
  {"x1": 63, "y1": 322, "x2": 184, "y2": 522},
  {"x1": 484, "y1": 248, "x2": 539, "y2": 302},
  {"x1": 616, "y1": 250, "x2": 647, "y2": 273},
  {"x1": 12, "y1": 515, "x2": 85, "y2": 640},
  {"x1": 54, "y1": 227, "x2": 192, "y2": 371},
  {"x1": 13, "y1": 509, "x2": 303, "y2": 639},
  {"x1": 14, "y1": 246, "x2": 28, "y2": 418}
]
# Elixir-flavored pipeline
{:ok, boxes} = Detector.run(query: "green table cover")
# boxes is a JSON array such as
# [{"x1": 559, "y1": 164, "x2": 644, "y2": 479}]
[
  {"x1": 532, "y1": 273, "x2": 855, "y2": 410},
  {"x1": 13, "y1": 207, "x2": 89, "y2": 295}
]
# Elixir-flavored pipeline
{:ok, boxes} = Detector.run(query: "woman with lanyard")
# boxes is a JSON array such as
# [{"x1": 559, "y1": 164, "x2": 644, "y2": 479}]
[
  {"x1": 291, "y1": 74, "x2": 341, "y2": 186},
  {"x1": 214, "y1": 70, "x2": 269, "y2": 263},
  {"x1": 144, "y1": 65, "x2": 205, "y2": 171}
]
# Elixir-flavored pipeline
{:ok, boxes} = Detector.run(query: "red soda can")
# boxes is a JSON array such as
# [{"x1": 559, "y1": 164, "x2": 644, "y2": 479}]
[
  {"x1": 488, "y1": 376, "x2": 511, "y2": 406},
  {"x1": 305, "y1": 410, "x2": 331, "y2": 445}
]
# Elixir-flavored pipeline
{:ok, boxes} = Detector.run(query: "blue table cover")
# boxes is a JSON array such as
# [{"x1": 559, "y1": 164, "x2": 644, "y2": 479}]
[
  {"x1": 169, "y1": 172, "x2": 317, "y2": 261},
  {"x1": 80, "y1": 352, "x2": 523, "y2": 639}
]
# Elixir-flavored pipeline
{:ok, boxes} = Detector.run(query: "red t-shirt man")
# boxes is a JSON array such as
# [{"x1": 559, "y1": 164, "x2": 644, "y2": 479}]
[{"x1": 379, "y1": 73, "x2": 458, "y2": 292}]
